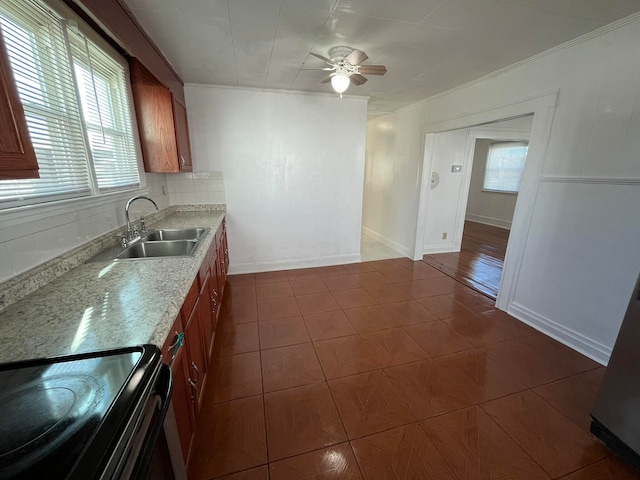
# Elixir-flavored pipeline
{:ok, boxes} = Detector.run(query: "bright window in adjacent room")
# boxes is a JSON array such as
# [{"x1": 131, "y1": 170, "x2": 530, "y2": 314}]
[
  {"x1": 0, "y1": 0, "x2": 140, "y2": 209},
  {"x1": 482, "y1": 141, "x2": 528, "y2": 193}
]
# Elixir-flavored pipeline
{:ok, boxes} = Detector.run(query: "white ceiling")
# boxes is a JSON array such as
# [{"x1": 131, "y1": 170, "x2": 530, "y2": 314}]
[{"x1": 123, "y1": 0, "x2": 640, "y2": 115}]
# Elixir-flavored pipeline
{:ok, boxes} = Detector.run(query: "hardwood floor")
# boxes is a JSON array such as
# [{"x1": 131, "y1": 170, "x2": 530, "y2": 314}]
[{"x1": 422, "y1": 221, "x2": 510, "y2": 299}]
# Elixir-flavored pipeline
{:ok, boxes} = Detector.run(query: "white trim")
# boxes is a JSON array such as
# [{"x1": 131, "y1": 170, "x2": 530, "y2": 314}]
[
  {"x1": 423, "y1": 244, "x2": 456, "y2": 255},
  {"x1": 423, "y1": 92, "x2": 556, "y2": 134},
  {"x1": 228, "y1": 253, "x2": 362, "y2": 275},
  {"x1": 465, "y1": 214, "x2": 512, "y2": 230},
  {"x1": 361, "y1": 226, "x2": 411, "y2": 257},
  {"x1": 509, "y1": 302, "x2": 610, "y2": 365},
  {"x1": 540, "y1": 176, "x2": 640, "y2": 185},
  {"x1": 0, "y1": 187, "x2": 149, "y2": 227},
  {"x1": 412, "y1": 133, "x2": 435, "y2": 260},
  {"x1": 412, "y1": 91, "x2": 558, "y2": 313}
]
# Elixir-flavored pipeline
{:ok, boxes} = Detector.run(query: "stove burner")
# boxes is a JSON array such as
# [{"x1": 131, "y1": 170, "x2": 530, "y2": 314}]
[
  {"x1": 0, "y1": 374, "x2": 102, "y2": 458},
  {"x1": 0, "y1": 350, "x2": 143, "y2": 479}
]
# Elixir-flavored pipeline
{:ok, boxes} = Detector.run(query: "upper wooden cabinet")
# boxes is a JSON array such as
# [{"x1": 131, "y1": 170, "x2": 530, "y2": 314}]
[
  {"x1": 130, "y1": 58, "x2": 192, "y2": 173},
  {"x1": 0, "y1": 27, "x2": 38, "y2": 180}
]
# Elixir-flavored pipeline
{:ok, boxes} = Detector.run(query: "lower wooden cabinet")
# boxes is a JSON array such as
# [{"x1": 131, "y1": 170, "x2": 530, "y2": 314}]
[
  {"x1": 170, "y1": 343, "x2": 194, "y2": 463},
  {"x1": 161, "y1": 219, "x2": 228, "y2": 464},
  {"x1": 160, "y1": 317, "x2": 193, "y2": 463},
  {"x1": 183, "y1": 296, "x2": 207, "y2": 416}
]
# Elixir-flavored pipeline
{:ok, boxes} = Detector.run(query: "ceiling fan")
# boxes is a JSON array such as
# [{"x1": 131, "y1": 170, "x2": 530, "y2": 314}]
[{"x1": 304, "y1": 46, "x2": 387, "y2": 97}]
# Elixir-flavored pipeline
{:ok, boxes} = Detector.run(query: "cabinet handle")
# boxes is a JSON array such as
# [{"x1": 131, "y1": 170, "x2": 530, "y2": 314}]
[
  {"x1": 188, "y1": 379, "x2": 196, "y2": 402},
  {"x1": 180, "y1": 155, "x2": 185, "y2": 168},
  {"x1": 191, "y1": 361, "x2": 200, "y2": 382},
  {"x1": 168, "y1": 331, "x2": 184, "y2": 361}
]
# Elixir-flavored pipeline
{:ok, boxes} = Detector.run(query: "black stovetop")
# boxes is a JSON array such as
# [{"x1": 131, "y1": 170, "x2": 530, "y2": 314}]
[{"x1": 0, "y1": 345, "x2": 162, "y2": 480}]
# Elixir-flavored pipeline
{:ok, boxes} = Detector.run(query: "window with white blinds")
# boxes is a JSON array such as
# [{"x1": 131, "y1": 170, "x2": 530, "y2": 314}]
[
  {"x1": 0, "y1": 0, "x2": 140, "y2": 209},
  {"x1": 483, "y1": 142, "x2": 528, "y2": 194}
]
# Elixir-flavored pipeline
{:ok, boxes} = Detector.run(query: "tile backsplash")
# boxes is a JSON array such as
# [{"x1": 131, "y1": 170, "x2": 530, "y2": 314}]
[
  {"x1": 0, "y1": 171, "x2": 225, "y2": 283},
  {"x1": 166, "y1": 171, "x2": 225, "y2": 205}
]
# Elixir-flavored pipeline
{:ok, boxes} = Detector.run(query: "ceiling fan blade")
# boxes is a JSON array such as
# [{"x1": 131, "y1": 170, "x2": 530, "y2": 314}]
[
  {"x1": 358, "y1": 65, "x2": 387, "y2": 75},
  {"x1": 310, "y1": 52, "x2": 334, "y2": 65},
  {"x1": 299, "y1": 67, "x2": 334, "y2": 71},
  {"x1": 320, "y1": 75, "x2": 333, "y2": 84},
  {"x1": 345, "y1": 49, "x2": 368, "y2": 65},
  {"x1": 349, "y1": 74, "x2": 368, "y2": 86}
]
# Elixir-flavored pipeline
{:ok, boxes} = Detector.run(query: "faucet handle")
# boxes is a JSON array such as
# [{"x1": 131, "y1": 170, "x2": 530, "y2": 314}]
[
  {"x1": 140, "y1": 215, "x2": 146, "y2": 234},
  {"x1": 116, "y1": 234, "x2": 127, "y2": 248}
]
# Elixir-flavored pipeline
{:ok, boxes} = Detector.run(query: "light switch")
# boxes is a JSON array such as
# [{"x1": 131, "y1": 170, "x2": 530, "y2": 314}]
[{"x1": 451, "y1": 165, "x2": 462, "y2": 173}]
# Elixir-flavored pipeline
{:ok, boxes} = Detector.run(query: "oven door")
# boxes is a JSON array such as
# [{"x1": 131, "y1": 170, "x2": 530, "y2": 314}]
[{"x1": 117, "y1": 364, "x2": 186, "y2": 480}]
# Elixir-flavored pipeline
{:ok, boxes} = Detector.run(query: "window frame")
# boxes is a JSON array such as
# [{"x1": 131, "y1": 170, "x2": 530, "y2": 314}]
[
  {"x1": 0, "y1": 0, "x2": 146, "y2": 213},
  {"x1": 482, "y1": 141, "x2": 529, "y2": 195}
]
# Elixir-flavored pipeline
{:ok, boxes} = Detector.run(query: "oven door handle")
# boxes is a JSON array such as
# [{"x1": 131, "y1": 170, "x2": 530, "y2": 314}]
[{"x1": 131, "y1": 364, "x2": 173, "y2": 479}]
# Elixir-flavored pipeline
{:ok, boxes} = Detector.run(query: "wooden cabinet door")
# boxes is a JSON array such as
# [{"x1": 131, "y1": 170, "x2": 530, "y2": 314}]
[
  {"x1": 208, "y1": 253, "x2": 221, "y2": 329},
  {"x1": 172, "y1": 97, "x2": 192, "y2": 171},
  {"x1": 170, "y1": 344, "x2": 194, "y2": 463},
  {"x1": 0, "y1": 28, "x2": 38, "y2": 179},
  {"x1": 214, "y1": 249, "x2": 225, "y2": 313},
  {"x1": 199, "y1": 271, "x2": 216, "y2": 364},
  {"x1": 131, "y1": 83, "x2": 179, "y2": 173},
  {"x1": 129, "y1": 58, "x2": 193, "y2": 174},
  {"x1": 222, "y1": 226, "x2": 229, "y2": 275},
  {"x1": 184, "y1": 297, "x2": 207, "y2": 417}
]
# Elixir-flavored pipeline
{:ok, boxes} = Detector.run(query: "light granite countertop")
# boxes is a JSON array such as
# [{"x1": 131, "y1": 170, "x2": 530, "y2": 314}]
[{"x1": 0, "y1": 210, "x2": 224, "y2": 363}]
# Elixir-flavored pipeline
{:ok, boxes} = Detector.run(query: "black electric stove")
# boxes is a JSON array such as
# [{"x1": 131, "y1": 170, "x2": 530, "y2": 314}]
[{"x1": 0, "y1": 345, "x2": 169, "y2": 480}]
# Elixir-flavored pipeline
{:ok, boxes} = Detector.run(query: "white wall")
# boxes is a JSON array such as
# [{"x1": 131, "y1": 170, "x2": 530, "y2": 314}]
[
  {"x1": 185, "y1": 85, "x2": 368, "y2": 273},
  {"x1": 466, "y1": 139, "x2": 518, "y2": 229},
  {"x1": 422, "y1": 128, "x2": 469, "y2": 253},
  {"x1": 0, "y1": 173, "x2": 169, "y2": 283},
  {"x1": 364, "y1": 14, "x2": 640, "y2": 363},
  {"x1": 363, "y1": 106, "x2": 425, "y2": 257}
]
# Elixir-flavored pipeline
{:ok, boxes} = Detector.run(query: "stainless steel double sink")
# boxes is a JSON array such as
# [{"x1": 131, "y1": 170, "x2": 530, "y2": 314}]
[{"x1": 89, "y1": 228, "x2": 208, "y2": 262}]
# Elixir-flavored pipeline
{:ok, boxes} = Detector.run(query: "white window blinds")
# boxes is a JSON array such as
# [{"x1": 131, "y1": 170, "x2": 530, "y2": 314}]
[
  {"x1": 0, "y1": 2, "x2": 91, "y2": 205},
  {"x1": 0, "y1": 0, "x2": 140, "y2": 209},
  {"x1": 68, "y1": 29, "x2": 140, "y2": 192},
  {"x1": 483, "y1": 142, "x2": 528, "y2": 194}
]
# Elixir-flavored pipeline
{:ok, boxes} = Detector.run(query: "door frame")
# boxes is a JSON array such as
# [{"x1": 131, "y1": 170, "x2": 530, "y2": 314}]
[
  {"x1": 412, "y1": 91, "x2": 558, "y2": 311},
  {"x1": 452, "y1": 124, "x2": 532, "y2": 251}
]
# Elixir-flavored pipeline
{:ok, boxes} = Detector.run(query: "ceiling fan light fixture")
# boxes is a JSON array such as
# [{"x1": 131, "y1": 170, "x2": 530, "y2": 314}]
[{"x1": 331, "y1": 73, "x2": 350, "y2": 95}]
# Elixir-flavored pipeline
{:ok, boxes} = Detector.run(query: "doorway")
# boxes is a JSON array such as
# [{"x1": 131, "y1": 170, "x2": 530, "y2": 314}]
[{"x1": 420, "y1": 115, "x2": 533, "y2": 299}]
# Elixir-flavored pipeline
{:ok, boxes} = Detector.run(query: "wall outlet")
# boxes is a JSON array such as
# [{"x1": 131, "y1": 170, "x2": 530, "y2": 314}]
[{"x1": 442, "y1": 232, "x2": 448, "y2": 240}]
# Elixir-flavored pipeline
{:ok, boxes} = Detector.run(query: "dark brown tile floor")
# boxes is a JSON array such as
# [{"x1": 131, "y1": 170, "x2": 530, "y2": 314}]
[{"x1": 188, "y1": 259, "x2": 639, "y2": 480}]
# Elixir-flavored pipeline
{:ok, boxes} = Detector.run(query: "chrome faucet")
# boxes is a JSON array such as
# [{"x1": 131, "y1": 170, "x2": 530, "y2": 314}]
[{"x1": 124, "y1": 195, "x2": 159, "y2": 243}]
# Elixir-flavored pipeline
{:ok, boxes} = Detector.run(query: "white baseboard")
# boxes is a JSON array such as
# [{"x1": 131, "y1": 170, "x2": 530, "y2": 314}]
[
  {"x1": 361, "y1": 227, "x2": 411, "y2": 257},
  {"x1": 465, "y1": 213, "x2": 512, "y2": 230},
  {"x1": 423, "y1": 244, "x2": 456, "y2": 255},
  {"x1": 508, "y1": 302, "x2": 611, "y2": 365},
  {"x1": 228, "y1": 253, "x2": 361, "y2": 275}
]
